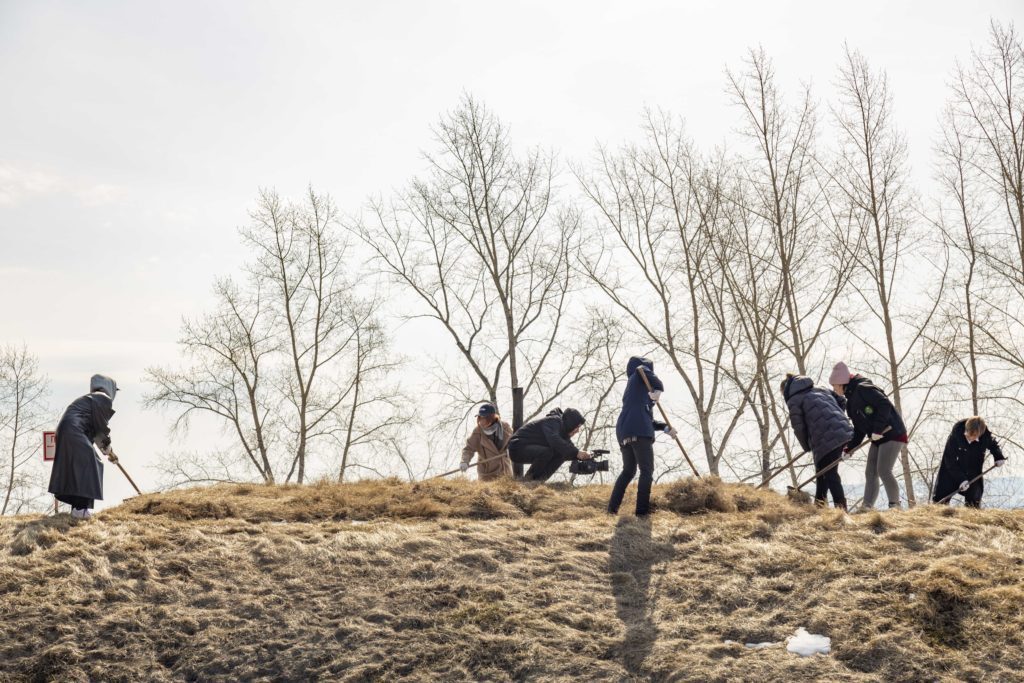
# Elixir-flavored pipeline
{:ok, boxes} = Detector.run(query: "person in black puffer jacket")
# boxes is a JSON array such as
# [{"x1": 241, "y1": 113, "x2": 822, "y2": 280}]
[
  {"x1": 830, "y1": 362, "x2": 908, "y2": 510},
  {"x1": 933, "y1": 416, "x2": 1006, "y2": 508},
  {"x1": 781, "y1": 373, "x2": 853, "y2": 509},
  {"x1": 508, "y1": 408, "x2": 591, "y2": 481}
]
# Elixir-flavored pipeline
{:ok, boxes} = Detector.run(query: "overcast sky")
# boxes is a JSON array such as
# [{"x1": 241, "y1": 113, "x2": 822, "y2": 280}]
[{"x1": 2, "y1": 0, "x2": 1022, "y2": 506}]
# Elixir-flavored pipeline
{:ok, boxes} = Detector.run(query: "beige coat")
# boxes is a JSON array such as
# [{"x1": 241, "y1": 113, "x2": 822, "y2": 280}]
[{"x1": 461, "y1": 420, "x2": 514, "y2": 481}]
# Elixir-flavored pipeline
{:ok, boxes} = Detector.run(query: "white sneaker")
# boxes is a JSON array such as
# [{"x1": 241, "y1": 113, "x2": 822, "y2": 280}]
[{"x1": 71, "y1": 508, "x2": 92, "y2": 520}]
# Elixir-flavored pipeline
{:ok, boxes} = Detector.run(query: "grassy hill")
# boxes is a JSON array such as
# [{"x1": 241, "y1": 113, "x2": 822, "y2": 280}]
[{"x1": 2, "y1": 477, "x2": 1024, "y2": 682}]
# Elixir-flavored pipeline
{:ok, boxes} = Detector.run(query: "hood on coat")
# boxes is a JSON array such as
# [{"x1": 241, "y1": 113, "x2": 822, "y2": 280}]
[
  {"x1": 561, "y1": 408, "x2": 586, "y2": 436},
  {"x1": 626, "y1": 356, "x2": 654, "y2": 378},
  {"x1": 781, "y1": 375, "x2": 813, "y2": 400},
  {"x1": 90, "y1": 374, "x2": 118, "y2": 401}
]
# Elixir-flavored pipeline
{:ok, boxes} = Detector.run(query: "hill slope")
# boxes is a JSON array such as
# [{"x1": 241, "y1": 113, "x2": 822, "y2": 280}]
[{"x1": 2, "y1": 478, "x2": 1024, "y2": 682}]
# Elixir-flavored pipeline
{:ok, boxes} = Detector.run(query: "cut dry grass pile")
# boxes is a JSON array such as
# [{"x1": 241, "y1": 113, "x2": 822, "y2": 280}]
[{"x1": 2, "y1": 477, "x2": 1024, "y2": 682}]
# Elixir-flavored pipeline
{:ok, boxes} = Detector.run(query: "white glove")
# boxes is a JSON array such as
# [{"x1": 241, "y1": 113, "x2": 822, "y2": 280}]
[
  {"x1": 664, "y1": 426, "x2": 678, "y2": 439},
  {"x1": 959, "y1": 479, "x2": 971, "y2": 493},
  {"x1": 460, "y1": 461, "x2": 469, "y2": 473},
  {"x1": 870, "y1": 433, "x2": 884, "y2": 442},
  {"x1": 995, "y1": 459, "x2": 1006, "y2": 467},
  {"x1": 649, "y1": 390, "x2": 663, "y2": 402}
]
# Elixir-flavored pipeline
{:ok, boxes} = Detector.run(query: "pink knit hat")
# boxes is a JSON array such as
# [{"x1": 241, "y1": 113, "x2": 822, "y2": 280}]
[{"x1": 829, "y1": 361, "x2": 851, "y2": 385}]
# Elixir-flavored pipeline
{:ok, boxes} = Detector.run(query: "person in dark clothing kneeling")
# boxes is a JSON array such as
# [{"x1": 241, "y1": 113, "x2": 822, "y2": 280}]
[
  {"x1": 780, "y1": 373, "x2": 853, "y2": 510},
  {"x1": 608, "y1": 357, "x2": 675, "y2": 517},
  {"x1": 508, "y1": 408, "x2": 591, "y2": 481},
  {"x1": 933, "y1": 416, "x2": 1006, "y2": 508}
]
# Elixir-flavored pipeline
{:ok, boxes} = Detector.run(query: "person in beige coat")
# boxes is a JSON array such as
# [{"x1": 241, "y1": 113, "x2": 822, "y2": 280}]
[{"x1": 460, "y1": 403, "x2": 513, "y2": 481}]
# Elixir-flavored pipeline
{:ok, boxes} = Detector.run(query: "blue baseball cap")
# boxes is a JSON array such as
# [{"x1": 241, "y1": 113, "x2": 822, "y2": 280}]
[{"x1": 477, "y1": 403, "x2": 497, "y2": 417}]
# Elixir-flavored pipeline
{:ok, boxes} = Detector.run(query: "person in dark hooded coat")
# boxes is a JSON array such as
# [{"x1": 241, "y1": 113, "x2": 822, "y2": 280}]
[
  {"x1": 932, "y1": 416, "x2": 1006, "y2": 508},
  {"x1": 608, "y1": 356, "x2": 674, "y2": 517},
  {"x1": 507, "y1": 408, "x2": 591, "y2": 481},
  {"x1": 48, "y1": 375, "x2": 118, "y2": 519},
  {"x1": 781, "y1": 373, "x2": 853, "y2": 510}
]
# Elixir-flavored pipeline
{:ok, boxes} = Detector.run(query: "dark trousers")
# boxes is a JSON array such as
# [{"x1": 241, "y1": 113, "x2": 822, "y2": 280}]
[
  {"x1": 814, "y1": 447, "x2": 846, "y2": 508},
  {"x1": 608, "y1": 438, "x2": 655, "y2": 516},
  {"x1": 56, "y1": 494, "x2": 94, "y2": 509},
  {"x1": 509, "y1": 444, "x2": 569, "y2": 482},
  {"x1": 933, "y1": 478, "x2": 984, "y2": 508}
]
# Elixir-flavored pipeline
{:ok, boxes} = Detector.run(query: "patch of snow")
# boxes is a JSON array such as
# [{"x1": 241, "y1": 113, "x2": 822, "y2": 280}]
[
  {"x1": 745, "y1": 642, "x2": 776, "y2": 650},
  {"x1": 908, "y1": 593, "x2": 916, "y2": 601},
  {"x1": 786, "y1": 628, "x2": 830, "y2": 656},
  {"x1": 350, "y1": 520, "x2": 368, "y2": 526}
]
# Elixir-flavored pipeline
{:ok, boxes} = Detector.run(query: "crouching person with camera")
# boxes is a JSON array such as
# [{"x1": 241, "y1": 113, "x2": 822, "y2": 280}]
[
  {"x1": 508, "y1": 408, "x2": 591, "y2": 481},
  {"x1": 608, "y1": 357, "x2": 675, "y2": 517}
]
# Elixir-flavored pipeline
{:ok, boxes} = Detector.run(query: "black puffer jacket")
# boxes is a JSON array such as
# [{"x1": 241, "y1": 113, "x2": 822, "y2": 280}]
[
  {"x1": 783, "y1": 376, "x2": 854, "y2": 459},
  {"x1": 508, "y1": 408, "x2": 585, "y2": 459},
  {"x1": 843, "y1": 375, "x2": 907, "y2": 449}
]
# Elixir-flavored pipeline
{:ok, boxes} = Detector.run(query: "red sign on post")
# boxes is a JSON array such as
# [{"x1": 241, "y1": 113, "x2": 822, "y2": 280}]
[{"x1": 43, "y1": 431, "x2": 56, "y2": 462}]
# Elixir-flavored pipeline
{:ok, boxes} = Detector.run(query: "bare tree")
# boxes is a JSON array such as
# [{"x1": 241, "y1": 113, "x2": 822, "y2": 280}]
[
  {"x1": 831, "y1": 46, "x2": 950, "y2": 505},
  {"x1": 353, "y1": 95, "x2": 600, "y2": 430},
  {"x1": 727, "y1": 48, "x2": 856, "y2": 374},
  {"x1": 576, "y1": 112, "x2": 750, "y2": 476},
  {"x1": 146, "y1": 277, "x2": 281, "y2": 483},
  {"x1": 148, "y1": 189, "x2": 407, "y2": 486},
  {"x1": 0, "y1": 345, "x2": 50, "y2": 515},
  {"x1": 949, "y1": 22, "x2": 1024, "y2": 398}
]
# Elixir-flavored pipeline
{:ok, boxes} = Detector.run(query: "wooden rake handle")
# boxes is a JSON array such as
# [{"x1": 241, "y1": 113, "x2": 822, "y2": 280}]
[
  {"x1": 636, "y1": 366, "x2": 701, "y2": 478},
  {"x1": 106, "y1": 448, "x2": 143, "y2": 496},
  {"x1": 789, "y1": 441, "x2": 868, "y2": 492},
  {"x1": 937, "y1": 464, "x2": 999, "y2": 505},
  {"x1": 431, "y1": 452, "x2": 511, "y2": 480},
  {"x1": 753, "y1": 450, "x2": 808, "y2": 488}
]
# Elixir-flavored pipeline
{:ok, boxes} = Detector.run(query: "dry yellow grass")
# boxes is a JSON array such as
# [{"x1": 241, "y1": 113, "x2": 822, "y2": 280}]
[{"x1": 2, "y1": 477, "x2": 1024, "y2": 682}]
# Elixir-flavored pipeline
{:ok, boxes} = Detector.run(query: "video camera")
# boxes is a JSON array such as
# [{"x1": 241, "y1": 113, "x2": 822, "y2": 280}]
[{"x1": 569, "y1": 449, "x2": 610, "y2": 475}]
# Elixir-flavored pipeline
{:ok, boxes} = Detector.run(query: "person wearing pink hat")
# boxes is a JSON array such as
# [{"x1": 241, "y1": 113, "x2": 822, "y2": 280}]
[{"x1": 830, "y1": 362, "x2": 908, "y2": 510}]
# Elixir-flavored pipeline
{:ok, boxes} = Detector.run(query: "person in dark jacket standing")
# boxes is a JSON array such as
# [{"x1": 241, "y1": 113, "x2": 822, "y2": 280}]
[
  {"x1": 508, "y1": 408, "x2": 591, "y2": 481},
  {"x1": 48, "y1": 375, "x2": 118, "y2": 519},
  {"x1": 830, "y1": 362, "x2": 908, "y2": 510},
  {"x1": 781, "y1": 373, "x2": 854, "y2": 510},
  {"x1": 607, "y1": 357, "x2": 675, "y2": 517},
  {"x1": 932, "y1": 416, "x2": 1006, "y2": 508}
]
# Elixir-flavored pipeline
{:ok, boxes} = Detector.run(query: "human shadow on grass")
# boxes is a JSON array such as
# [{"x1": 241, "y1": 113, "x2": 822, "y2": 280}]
[{"x1": 608, "y1": 516, "x2": 675, "y2": 676}]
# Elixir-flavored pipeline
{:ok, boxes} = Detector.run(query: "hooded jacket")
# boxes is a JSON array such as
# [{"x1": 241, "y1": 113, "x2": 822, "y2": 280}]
[
  {"x1": 508, "y1": 408, "x2": 584, "y2": 460},
  {"x1": 782, "y1": 375, "x2": 854, "y2": 460},
  {"x1": 48, "y1": 387, "x2": 115, "y2": 502},
  {"x1": 616, "y1": 356, "x2": 667, "y2": 444},
  {"x1": 843, "y1": 375, "x2": 907, "y2": 449}
]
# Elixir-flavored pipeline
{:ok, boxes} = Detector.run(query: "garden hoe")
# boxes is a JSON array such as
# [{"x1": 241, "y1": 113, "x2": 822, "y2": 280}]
[{"x1": 636, "y1": 366, "x2": 701, "y2": 479}]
